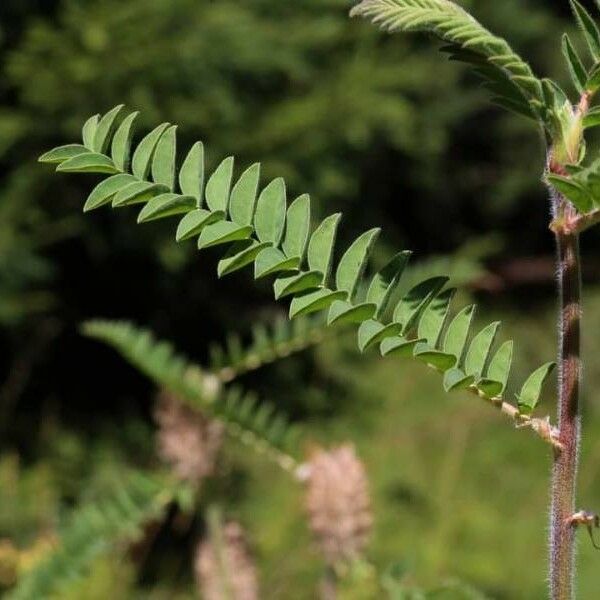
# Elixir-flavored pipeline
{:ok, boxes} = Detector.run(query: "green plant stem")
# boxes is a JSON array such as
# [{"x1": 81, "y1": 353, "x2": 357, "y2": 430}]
[{"x1": 549, "y1": 218, "x2": 582, "y2": 600}]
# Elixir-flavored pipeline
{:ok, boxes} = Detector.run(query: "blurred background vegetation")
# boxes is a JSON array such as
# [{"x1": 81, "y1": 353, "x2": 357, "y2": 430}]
[{"x1": 1, "y1": 0, "x2": 600, "y2": 597}]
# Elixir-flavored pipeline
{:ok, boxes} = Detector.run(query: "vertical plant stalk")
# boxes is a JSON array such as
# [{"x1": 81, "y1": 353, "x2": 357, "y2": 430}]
[{"x1": 549, "y1": 199, "x2": 582, "y2": 600}]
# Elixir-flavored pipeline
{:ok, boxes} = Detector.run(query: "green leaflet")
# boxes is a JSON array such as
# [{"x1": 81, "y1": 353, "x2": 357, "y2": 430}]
[
  {"x1": 137, "y1": 193, "x2": 196, "y2": 223},
  {"x1": 151, "y1": 125, "x2": 177, "y2": 190},
  {"x1": 583, "y1": 106, "x2": 600, "y2": 129},
  {"x1": 92, "y1": 104, "x2": 124, "y2": 154},
  {"x1": 175, "y1": 209, "x2": 225, "y2": 242},
  {"x1": 335, "y1": 228, "x2": 381, "y2": 300},
  {"x1": 273, "y1": 271, "x2": 323, "y2": 299},
  {"x1": 477, "y1": 379, "x2": 504, "y2": 399},
  {"x1": 561, "y1": 34, "x2": 587, "y2": 94},
  {"x1": 443, "y1": 368, "x2": 475, "y2": 392},
  {"x1": 230, "y1": 163, "x2": 261, "y2": 226},
  {"x1": 357, "y1": 319, "x2": 401, "y2": 352},
  {"x1": 570, "y1": 0, "x2": 600, "y2": 62},
  {"x1": 39, "y1": 144, "x2": 88, "y2": 164},
  {"x1": 413, "y1": 346, "x2": 456, "y2": 371},
  {"x1": 197, "y1": 221, "x2": 253, "y2": 249},
  {"x1": 393, "y1": 276, "x2": 448, "y2": 334},
  {"x1": 111, "y1": 111, "x2": 138, "y2": 172},
  {"x1": 417, "y1": 288, "x2": 456, "y2": 346},
  {"x1": 205, "y1": 156, "x2": 234, "y2": 213},
  {"x1": 289, "y1": 289, "x2": 346, "y2": 319},
  {"x1": 443, "y1": 304, "x2": 476, "y2": 364},
  {"x1": 218, "y1": 240, "x2": 270, "y2": 278},
  {"x1": 178, "y1": 142, "x2": 205, "y2": 204},
  {"x1": 254, "y1": 247, "x2": 300, "y2": 279},
  {"x1": 479, "y1": 340, "x2": 513, "y2": 397},
  {"x1": 327, "y1": 301, "x2": 377, "y2": 326},
  {"x1": 56, "y1": 152, "x2": 119, "y2": 174},
  {"x1": 547, "y1": 174, "x2": 594, "y2": 213},
  {"x1": 586, "y1": 64, "x2": 600, "y2": 92},
  {"x1": 282, "y1": 194, "x2": 311, "y2": 260},
  {"x1": 464, "y1": 321, "x2": 500, "y2": 379},
  {"x1": 366, "y1": 251, "x2": 412, "y2": 318},
  {"x1": 517, "y1": 362, "x2": 556, "y2": 415},
  {"x1": 84, "y1": 174, "x2": 137, "y2": 212},
  {"x1": 307, "y1": 213, "x2": 342, "y2": 286},
  {"x1": 112, "y1": 181, "x2": 169, "y2": 207},
  {"x1": 254, "y1": 178, "x2": 287, "y2": 245},
  {"x1": 82, "y1": 114, "x2": 99, "y2": 149},
  {"x1": 132, "y1": 123, "x2": 170, "y2": 180},
  {"x1": 380, "y1": 336, "x2": 423, "y2": 358}
]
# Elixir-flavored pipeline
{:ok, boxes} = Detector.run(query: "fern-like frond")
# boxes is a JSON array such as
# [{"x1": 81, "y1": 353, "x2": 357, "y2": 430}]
[
  {"x1": 350, "y1": 0, "x2": 545, "y2": 122},
  {"x1": 210, "y1": 315, "x2": 328, "y2": 382},
  {"x1": 41, "y1": 107, "x2": 559, "y2": 446},
  {"x1": 82, "y1": 319, "x2": 300, "y2": 470},
  {"x1": 8, "y1": 471, "x2": 173, "y2": 600}
]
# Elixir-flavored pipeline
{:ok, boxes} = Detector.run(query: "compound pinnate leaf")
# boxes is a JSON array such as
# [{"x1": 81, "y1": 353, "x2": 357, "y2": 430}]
[
  {"x1": 351, "y1": 0, "x2": 544, "y2": 124},
  {"x1": 40, "y1": 107, "x2": 559, "y2": 445}
]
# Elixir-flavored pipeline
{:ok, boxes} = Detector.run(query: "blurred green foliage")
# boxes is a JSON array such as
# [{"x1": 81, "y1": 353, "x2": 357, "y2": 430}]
[{"x1": 1, "y1": 0, "x2": 600, "y2": 598}]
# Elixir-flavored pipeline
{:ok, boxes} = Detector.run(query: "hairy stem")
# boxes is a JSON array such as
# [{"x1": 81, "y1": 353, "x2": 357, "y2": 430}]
[{"x1": 549, "y1": 217, "x2": 582, "y2": 600}]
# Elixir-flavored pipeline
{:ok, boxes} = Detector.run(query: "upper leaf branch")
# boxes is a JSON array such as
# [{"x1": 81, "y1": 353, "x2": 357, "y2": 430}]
[{"x1": 41, "y1": 106, "x2": 557, "y2": 447}]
